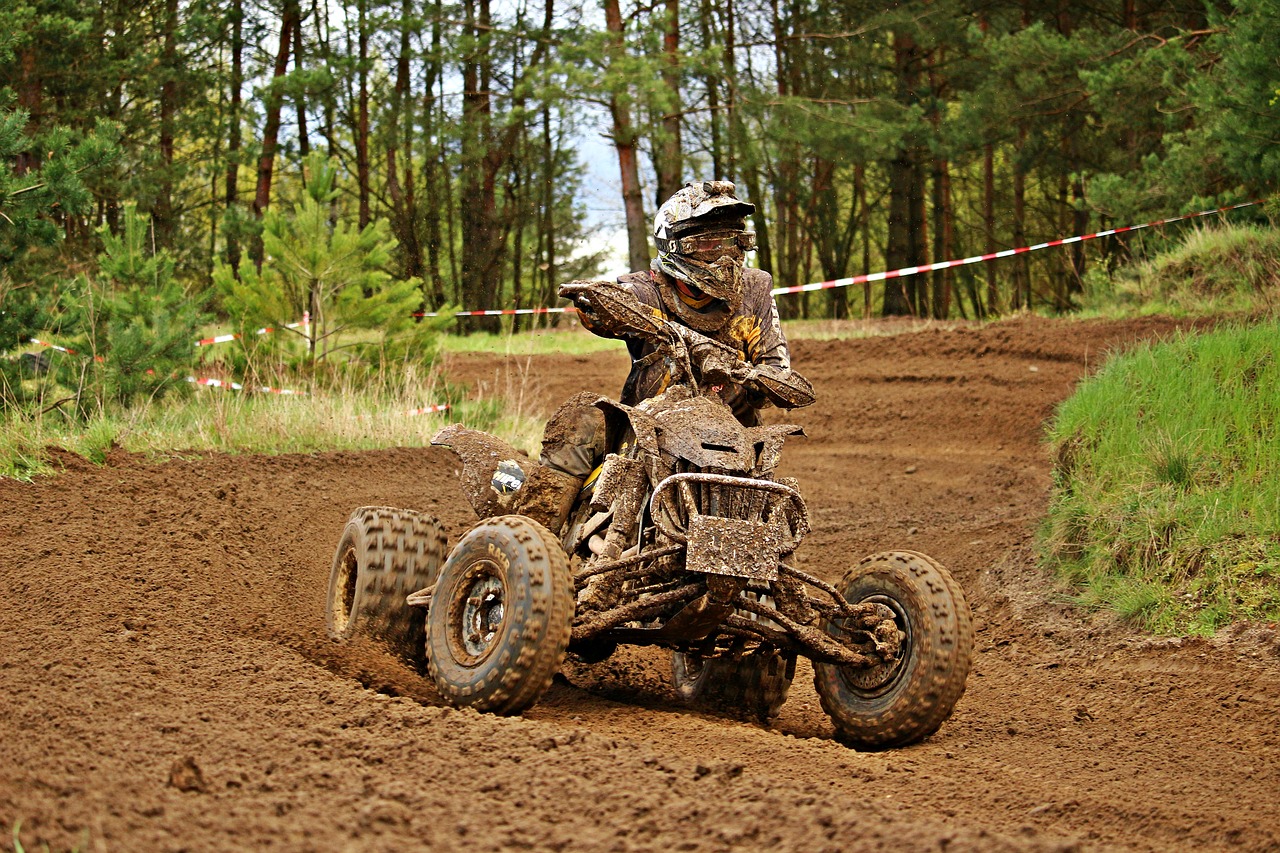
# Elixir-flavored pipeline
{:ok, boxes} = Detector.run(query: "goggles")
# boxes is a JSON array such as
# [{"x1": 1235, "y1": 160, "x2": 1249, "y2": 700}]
[{"x1": 656, "y1": 231, "x2": 757, "y2": 255}]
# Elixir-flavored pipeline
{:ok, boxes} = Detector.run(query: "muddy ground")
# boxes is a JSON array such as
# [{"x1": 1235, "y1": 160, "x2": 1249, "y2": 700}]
[{"x1": 2, "y1": 314, "x2": 1278, "y2": 852}]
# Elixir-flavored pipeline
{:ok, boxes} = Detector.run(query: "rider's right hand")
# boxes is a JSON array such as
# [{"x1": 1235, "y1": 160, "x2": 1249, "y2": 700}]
[{"x1": 558, "y1": 280, "x2": 601, "y2": 325}]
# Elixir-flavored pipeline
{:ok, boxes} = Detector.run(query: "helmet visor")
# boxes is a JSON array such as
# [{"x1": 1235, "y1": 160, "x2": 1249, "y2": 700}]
[{"x1": 656, "y1": 231, "x2": 757, "y2": 255}]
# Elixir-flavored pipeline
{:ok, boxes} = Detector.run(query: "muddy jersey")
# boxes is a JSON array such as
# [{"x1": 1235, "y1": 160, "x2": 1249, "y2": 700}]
[{"x1": 595, "y1": 268, "x2": 799, "y2": 424}]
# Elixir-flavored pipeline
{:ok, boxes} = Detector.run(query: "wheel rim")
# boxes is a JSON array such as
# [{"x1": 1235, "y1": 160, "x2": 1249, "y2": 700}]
[
  {"x1": 332, "y1": 545, "x2": 358, "y2": 634},
  {"x1": 446, "y1": 560, "x2": 508, "y2": 667},
  {"x1": 840, "y1": 595, "x2": 911, "y2": 694}
]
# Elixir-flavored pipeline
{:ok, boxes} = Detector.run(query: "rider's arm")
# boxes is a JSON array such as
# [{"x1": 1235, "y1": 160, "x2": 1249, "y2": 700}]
[
  {"x1": 563, "y1": 275, "x2": 663, "y2": 342},
  {"x1": 733, "y1": 270, "x2": 815, "y2": 410}
]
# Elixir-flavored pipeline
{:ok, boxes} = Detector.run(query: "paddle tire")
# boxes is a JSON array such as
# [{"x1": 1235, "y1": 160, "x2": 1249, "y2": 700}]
[
  {"x1": 672, "y1": 650, "x2": 795, "y2": 722},
  {"x1": 813, "y1": 550, "x2": 973, "y2": 749},
  {"x1": 427, "y1": 515, "x2": 575, "y2": 715},
  {"x1": 326, "y1": 506, "x2": 447, "y2": 670}
]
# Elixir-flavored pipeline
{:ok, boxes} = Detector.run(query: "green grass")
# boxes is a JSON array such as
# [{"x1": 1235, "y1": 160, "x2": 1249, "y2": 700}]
[
  {"x1": 1042, "y1": 319, "x2": 1280, "y2": 634},
  {"x1": 0, "y1": 362, "x2": 545, "y2": 480},
  {"x1": 1077, "y1": 223, "x2": 1280, "y2": 319},
  {"x1": 431, "y1": 324, "x2": 626, "y2": 355}
]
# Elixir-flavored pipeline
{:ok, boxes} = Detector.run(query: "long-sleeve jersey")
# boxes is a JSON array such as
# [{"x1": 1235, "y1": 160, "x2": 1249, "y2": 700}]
[{"x1": 579, "y1": 268, "x2": 814, "y2": 425}]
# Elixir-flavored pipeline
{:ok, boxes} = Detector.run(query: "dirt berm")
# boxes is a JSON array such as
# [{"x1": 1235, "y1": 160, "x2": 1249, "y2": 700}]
[{"x1": 2, "y1": 314, "x2": 1277, "y2": 852}]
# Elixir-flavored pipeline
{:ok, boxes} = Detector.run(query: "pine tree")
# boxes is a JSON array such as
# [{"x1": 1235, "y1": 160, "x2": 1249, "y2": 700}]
[
  {"x1": 77, "y1": 203, "x2": 201, "y2": 409},
  {"x1": 214, "y1": 152, "x2": 428, "y2": 363}
]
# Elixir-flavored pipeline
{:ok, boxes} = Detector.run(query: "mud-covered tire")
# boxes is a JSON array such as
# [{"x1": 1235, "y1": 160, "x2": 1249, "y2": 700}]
[
  {"x1": 813, "y1": 550, "x2": 973, "y2": 749},
  {"x1": 672, "y1": 651, "x2": 795, "y2": 722},
  {"x1": 427, "y1": 515, "x2": 575, "y2": 715},
  {"x1": 326, "y1": 506, "x2": 448, "y2": 670}
]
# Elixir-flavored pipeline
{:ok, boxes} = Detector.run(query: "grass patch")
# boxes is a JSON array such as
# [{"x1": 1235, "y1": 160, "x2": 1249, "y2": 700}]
[
  {"x1": 0, "y1": 362, "x2": 545, "y2": 480},
  {"x1": 440, "y1": 324, "x2": 623, "y2": 355},
  {"x1": 1078, "y1": 223, "x2": 1280, "y2": 318},
  {"x1": 1042, "y1": 319, "x2": 1280, "y2": 634}
]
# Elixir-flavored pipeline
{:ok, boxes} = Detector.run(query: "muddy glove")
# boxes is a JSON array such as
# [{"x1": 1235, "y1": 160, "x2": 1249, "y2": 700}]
[
  {"x1": 559, "y1": 280, "x2": 664, "y2": 341},
  {"x1": 735, "y1": 363, "x2": 816, "y2": 409},
  {"x1": 675, "y1": 324, "x2": 815, "y2": 408}
]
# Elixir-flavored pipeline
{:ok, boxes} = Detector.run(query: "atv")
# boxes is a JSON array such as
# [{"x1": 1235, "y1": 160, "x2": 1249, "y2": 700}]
[{"x1": 326, "y1": 283, "x2": 973, "y2": 748}]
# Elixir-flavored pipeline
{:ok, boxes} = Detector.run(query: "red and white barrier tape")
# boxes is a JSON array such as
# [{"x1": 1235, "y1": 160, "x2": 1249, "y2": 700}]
[
  {"x1": 355, "y1": 403, "x2": 452, "y2": 420},
  {"x1": 30, "y1": 337, "x2": 74, "y2": 354},
  {"x1": 186, "y1": 377, "x2": 450, "y2": 415},
  {"x1": 415, "y1": 306, "x2": 578, "y2": 318},
  {"x1": 769, "y1": 200, "x2": 1262, "y2": 296},
  {"x1": 30, "y1": 338, "x2": 105, "y2": 361},
  {"x1": 187, "y1": 376, "x2": 306, "y2": 395},
  {"x1": 196, "y1": 315, "x2": 308, "y2": 347}
]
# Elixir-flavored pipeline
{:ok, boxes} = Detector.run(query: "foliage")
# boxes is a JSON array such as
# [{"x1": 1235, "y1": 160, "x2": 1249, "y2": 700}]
[
  {"x1": 1042, "y1": 320, "x2": 1280, "y2": 634},
  {"x1": 214, "y1": 153, "x2": 440, "y2": 366},
  {"x1": 71, "y1": 204, "x2": 202, "y2": 410},
  {"x1": 4, "y1": 0, "x2": 1278, "y2": 325}
]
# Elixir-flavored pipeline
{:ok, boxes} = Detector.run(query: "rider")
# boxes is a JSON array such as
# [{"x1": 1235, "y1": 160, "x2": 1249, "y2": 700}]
[{"x1": 539, "y1": 180, "x2": 815, "y2": 493}]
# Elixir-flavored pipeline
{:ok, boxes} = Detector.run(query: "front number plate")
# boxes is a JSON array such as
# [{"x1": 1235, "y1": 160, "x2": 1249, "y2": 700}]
[{"x1": 686, "y1": 515, "x2": 781, "y2": 581}]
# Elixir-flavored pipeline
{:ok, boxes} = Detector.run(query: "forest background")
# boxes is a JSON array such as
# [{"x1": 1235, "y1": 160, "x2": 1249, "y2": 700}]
[{"x1": 1, "y1": 0, "x2": 1278, "y2": 386}]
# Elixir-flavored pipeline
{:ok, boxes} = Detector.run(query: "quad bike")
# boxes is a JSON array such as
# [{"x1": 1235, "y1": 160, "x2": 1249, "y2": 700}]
[{"x1": 326, "y1": 282, "x2": 973, "y2": 748}]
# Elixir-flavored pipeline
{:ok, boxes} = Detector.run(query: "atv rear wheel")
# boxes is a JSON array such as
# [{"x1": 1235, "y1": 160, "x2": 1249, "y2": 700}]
[
  {"x1": 427, "y1": 515, "x2": 575, "y2": 714},
  {"x1": 326, "y1": 506, "x2": 448, "y2": 670},
  {"x1": 813, "y1": 550, "x2": 973, "y2": 749},
  {"x1": 672, "y1": 650, "x2": 795, "y2": 722}
]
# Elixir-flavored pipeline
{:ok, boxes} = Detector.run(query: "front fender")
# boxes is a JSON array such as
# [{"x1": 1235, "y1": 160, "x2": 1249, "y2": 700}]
[{"x1": 431, "y1": 424, "x2": 529, "y2": 519}]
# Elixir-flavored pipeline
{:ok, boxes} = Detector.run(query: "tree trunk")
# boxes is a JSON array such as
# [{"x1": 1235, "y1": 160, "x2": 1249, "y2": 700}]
[
  {"x1": 294, "y1": 8, "x2": 310, "y2": 158},
  {"x1": 1012, "y1": 127, "x2": 1029, "y2": 310},
  {"x1": 14, "y1": 48, "x2": 41, "y2": 176},
  {"x1": 1071, "y1": 174, "x2": 1088, "y2": 293},
  {"x1": 153, "y1": 0, "x2": 179, "y2": 249},
  {"x1": 769, "y1": 0, "x2": 802, "y2": 317},
  {"x1": 223, "y1": 0, "x2": 244, "y2": 272},
  {"x1": 655, "y1": 0, "x2": 683, "y2": 202},
  {"x1": 812, "y1": 157, "x2": 847, "y2": 319},
  {"x1": 722, "y1": 0, "x2": 737, "y2": 180},
  {"x1": 857, "y1": 163, "x2": 870, "y2": 318},
  {"x1": 386, "y1": 0, "x2": 424, "y2": 282},
  {"x1": 356, "y1": 0, "x2": 371, "y2": 228},
  {"x1": 930, "y1": 155, "x2": 952, "y2": 320},
  {"x1": 700, "y1": 0, "x2": 722, "y2": 178},
  {"x1": 883, "y1": 30, "x2": 927, "y2": 317},
  {"x1": 983, "y1": 142, "x2": 996, "y2": 317},
  {"x1": 253, "y1": 0, "x2": 298, "y2": 221},
  {"x1": 421, "y1": 0, "x2": 447, "y2": 307},
  {"x1": 539, "y1": 105, "x2": 558, "y2": 309},
  {"x1": 928, "y1": 47, "x2": 951, "y2": 320},
  {"x1": 605, "y1": 0, "x2": 650, "y2": 273},
  {"x1": 460, "y1": 0, "x2": 500, "y2": 328}
]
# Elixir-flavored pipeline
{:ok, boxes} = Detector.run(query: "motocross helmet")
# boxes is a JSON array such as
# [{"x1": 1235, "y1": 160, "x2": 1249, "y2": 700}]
[{"x1": 652, "y1": 181, "x2": 757, "y2": 332}]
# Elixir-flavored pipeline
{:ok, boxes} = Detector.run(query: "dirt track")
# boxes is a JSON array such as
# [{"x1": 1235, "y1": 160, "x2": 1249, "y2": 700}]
[{"x1": 3, "y1": 315, "x2": 1279, "y2": 852}]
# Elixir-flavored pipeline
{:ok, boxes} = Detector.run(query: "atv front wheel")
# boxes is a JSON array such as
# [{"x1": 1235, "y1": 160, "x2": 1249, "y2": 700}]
[
  {"x1": 672, "y1": 650, "x2": 795, "y2": 722},
  {"x1": 813, "y1": 550, "x2": 973, "y2": 749},
  {"x1": 427, "y1": 515, "x2": 575, "y2": 714},
  {"x1": 326, "y1": 506, "x2": 448, "y2": 670}
]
